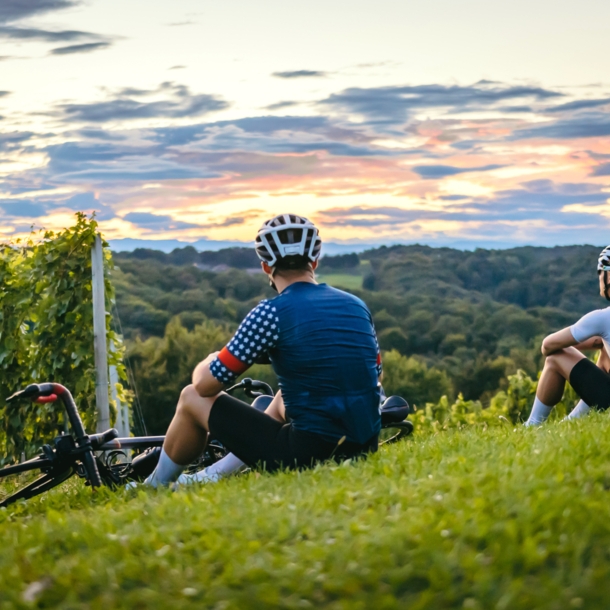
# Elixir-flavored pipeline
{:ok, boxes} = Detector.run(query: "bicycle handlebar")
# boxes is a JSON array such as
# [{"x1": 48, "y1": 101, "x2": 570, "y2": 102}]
[
  {"x1": 6, "y1": 382, "x2": 62, "y2": 403},
  {"x1": 226, "y1": 377, "x2": 274, "y2": 398},
  {"x1": 6, "y1": 382, "x2": 102, "y2": 488}
]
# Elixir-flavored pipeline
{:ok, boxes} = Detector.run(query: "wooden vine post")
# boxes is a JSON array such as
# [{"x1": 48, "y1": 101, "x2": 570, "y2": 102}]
[
  {"x1": 91, "y1": 234, "x2": 110, "y2": 433},
  {"x1": 91, "y1": 233, "x2": 129, "y2": 436}
]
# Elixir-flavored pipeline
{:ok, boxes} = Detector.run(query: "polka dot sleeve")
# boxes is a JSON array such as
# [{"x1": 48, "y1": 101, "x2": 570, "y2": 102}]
[{"x1": 209, "y1": 300, "x2": 280, "y2": 384}]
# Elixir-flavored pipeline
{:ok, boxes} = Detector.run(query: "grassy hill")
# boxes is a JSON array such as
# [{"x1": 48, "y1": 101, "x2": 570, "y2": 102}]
[{"x1": 2, "y1": 416, "x2": 610, "y2": 608}]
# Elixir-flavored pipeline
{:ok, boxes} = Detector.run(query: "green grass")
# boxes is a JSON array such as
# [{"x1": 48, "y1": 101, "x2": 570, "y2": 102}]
[
  {"x1": 317, "y1": 273, "x2": 363, "y2": 290},
  {"x1": 3, "y1": 418, "x2": 610, "y2": 608}
]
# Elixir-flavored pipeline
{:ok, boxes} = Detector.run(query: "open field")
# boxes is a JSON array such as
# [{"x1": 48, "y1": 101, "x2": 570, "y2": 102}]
[
  {"x1": 316, "y1": 273, "x2": 363, "y2": 291},
  {"x1": 2, "y1": 416, "x2": 610, "y2": 608}
]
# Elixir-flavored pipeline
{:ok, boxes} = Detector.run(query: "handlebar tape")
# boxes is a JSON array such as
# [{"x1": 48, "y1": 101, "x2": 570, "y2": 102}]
[{"x1": 35, "y1": 395, "x2": 57, "y2": 404}]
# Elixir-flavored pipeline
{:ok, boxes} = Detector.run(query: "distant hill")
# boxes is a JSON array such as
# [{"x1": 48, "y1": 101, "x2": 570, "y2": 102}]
[{"x1": 112, "y1": 243, "x2": 605, "y2": 405}]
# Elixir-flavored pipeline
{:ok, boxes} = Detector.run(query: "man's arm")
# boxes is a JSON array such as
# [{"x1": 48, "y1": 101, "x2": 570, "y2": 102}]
[
  {"x1": 573, "y1": 336, "x2": 604, "y2": 351},
  {"x1": 543, "y1": 309, "x2": 610, "y2": 357},
  {"x1": 193, "y1": 352, "x2": 225, "y2": 397},
  {"x1": 542, "y1": 328, "x2": 604, "y2": 357},
  {"x1": 541, "y1": 328, "x2": 578, "y2": 357},
  {"x1": 193, "y1": 300, "x2": 280, "y2": 397}
]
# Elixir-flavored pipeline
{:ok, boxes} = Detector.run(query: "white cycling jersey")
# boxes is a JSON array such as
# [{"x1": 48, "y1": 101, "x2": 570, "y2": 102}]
[{"x1": 570, "y1": 307, "x2": 610, "y2": 357}]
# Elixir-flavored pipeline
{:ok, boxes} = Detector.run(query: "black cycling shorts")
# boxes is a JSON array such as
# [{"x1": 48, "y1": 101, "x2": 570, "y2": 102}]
[
  {"x1": 569, "y1": 357, "x2": 610, "y2": 411},
  {"x1": 208, "y1": 393, "x2": 378, "y2": 472}
]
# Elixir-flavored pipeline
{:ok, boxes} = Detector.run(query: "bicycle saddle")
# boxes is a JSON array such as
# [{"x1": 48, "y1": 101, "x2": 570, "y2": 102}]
[
  {"x1": 252, "y1": 395, "x2": 273, "y2": 412},
  {"x1": 380, "y1": 396, "x2": 411, "y2": 425}
]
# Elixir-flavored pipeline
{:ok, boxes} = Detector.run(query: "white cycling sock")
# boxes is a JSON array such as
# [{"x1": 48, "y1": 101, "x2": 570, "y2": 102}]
[
  {"x1": 565, "y1": 399, "x2": 591, "y2": 420},
  {"x1": 144, "y1": 449, "x2": 184, "y2": 487},
  {"x1": 176, "y1": 453, "x2": 245, "y2": 486},
  {"x1": 525, "y1": 397, "x2": 553, "y2": 426},
  {"x1": 205, "y1": 452, "x2": 245, "y2": 478}
]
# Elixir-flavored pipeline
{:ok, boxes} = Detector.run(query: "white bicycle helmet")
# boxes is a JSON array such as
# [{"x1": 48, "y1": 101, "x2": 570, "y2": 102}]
[
  {"x1": 598, "y1": 246, "x2": 610, "y2": 302},
  {"x1": 597, "y1": 246, "x2": 610, "y2": 273},
  {"x1": 255, "y1": 214, "x2": 322, "y2": 267}
]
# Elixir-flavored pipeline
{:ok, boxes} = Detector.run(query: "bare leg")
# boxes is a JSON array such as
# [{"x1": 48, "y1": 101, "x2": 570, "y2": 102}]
[
  {"x1": 537, "y1": 347, "x2": 586, "y2": 405},
  {"x1": 177, "y1": 391, "x2": 286, "y2": 485},
  {"x1": 264, "y1": 390, "x2": 286, "y2": 422},
  {"x1": 163, "y1": 385, "x2": 221, "y2": 465},
  {"x1": 597, "y1": 349, "x2": 610, "y2": 373}
]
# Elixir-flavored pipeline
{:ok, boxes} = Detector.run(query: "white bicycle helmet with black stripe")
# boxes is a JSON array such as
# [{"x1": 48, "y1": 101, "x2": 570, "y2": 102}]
[
  {"x1": 255, "y1": 214, "x2": 322, "y2": 267},
  {"x1": 598, "y1": 246, "x2": 610, "y2": 301},
  {"x1": 597, "y1": 246, "x2": 610, "y2": 273}
]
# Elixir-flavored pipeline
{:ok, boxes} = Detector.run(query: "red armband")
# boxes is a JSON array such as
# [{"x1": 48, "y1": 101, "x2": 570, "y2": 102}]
[{"x1": 217, "y1": 346, "x2": 250, "y2": 375}]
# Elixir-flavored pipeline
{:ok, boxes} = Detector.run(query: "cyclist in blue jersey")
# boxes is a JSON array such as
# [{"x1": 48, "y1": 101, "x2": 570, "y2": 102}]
[{"x1": 143, "y1": 214, "x2": 383, "y2": 487}]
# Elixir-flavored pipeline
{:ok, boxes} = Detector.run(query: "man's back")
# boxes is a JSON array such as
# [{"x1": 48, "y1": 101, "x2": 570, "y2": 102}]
[{"x1": 269, "y1": 282, "x2": 381, "y2": 444}]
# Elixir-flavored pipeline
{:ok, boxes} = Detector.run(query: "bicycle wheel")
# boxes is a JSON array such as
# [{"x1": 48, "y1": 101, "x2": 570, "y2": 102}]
[
  {"x1": 0, "y1": 457, "x2": 75, "y2": 508},
  {"x1": 379, "y1": 421, "x2": 414, "y2": 446}
]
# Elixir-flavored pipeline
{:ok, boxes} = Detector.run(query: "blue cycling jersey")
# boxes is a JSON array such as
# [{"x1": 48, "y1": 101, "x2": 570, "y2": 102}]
[{"x1": 209, "y1": 282, "x2": 382, "y2": 444}]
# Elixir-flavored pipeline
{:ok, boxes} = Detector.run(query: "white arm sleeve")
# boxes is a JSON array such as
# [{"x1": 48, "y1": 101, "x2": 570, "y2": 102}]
[{"x1": 570, "y1": 308, "x2": 610, "y2": 343}]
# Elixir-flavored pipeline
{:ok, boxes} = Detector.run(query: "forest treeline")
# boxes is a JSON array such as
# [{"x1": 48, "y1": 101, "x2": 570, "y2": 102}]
[{"x1": 113, "y1": 244, "x2": 602, "y2": 433}]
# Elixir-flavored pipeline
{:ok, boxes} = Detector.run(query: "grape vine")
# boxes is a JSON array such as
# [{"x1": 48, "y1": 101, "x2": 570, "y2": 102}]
[{"x1": 0, "y1": 214, "x2": 128, "y2": 463}]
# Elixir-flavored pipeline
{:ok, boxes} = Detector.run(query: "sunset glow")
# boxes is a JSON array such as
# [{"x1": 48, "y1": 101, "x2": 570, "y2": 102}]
[{"x1": 1, "y1": 0, "x2": 609, "y2": 249}]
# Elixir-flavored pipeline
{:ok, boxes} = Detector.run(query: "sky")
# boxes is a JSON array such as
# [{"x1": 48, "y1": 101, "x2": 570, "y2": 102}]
[{"x1": 0, "y1": 0, "x2": 609, "y2": 251}]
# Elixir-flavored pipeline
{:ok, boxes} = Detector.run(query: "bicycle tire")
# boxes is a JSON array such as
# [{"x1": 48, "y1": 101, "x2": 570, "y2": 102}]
[
  {"x1": 379, "y1": 421, "x2": 414, "y2": 446},
  {"x1": 0, "y1": 467, "x2": 75, "y2": 508}
]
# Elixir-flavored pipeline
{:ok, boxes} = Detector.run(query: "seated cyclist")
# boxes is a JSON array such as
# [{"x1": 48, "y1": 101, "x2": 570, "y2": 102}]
[
  {"x1": 525, "y1": 246, "x2": 610, "y2": 426},
  {"x1": 144, "y1": 213, "x2": 383, "y2": 487}
]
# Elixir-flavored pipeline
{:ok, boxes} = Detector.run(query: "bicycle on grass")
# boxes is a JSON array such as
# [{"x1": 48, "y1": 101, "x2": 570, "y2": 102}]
[{"x1": 0, "y1": 379, "x2": 413, "y2": 508}]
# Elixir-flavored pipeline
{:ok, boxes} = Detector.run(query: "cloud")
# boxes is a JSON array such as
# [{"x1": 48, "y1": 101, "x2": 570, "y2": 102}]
[
  {"x1": 122, "y1": 212, "x2": 201, "y2": 231},
  {"x1": 265, "y1": 101, "x2": 298, "y2": 111},
  {"x1": 38, "y1": 141, "x2": 216, "y2": 183},
  {"x1": 273, "y1": 70, "x2": 326, "y2": 79},
  {"x1": 0, "y1": 199, "x2": 47, "y2": 217},
  {"x1": 0, "y1": 4, "x2": 112, "y2": 53},
  {"x1": 547, "y1": 98, "x2": 610, "y2": 113},
  {"x1": 149, "y1": 115, "x2": 387, "y2": 158},
  {"x1": 0, "y1": 131, "x2": 33, "y2": 151},
  {"x1": 321, "y1": 83, "x2": 562, "y2": 124},
  {"x1": 591, "y1": 163, "x2": 610, "y2": 177},
  {"x1": 214, "y1": 216, "x2": 247, "y2": 227},
  {"x1": 61, "y1": 191, "x2": 100, "y2": 209},
  {"x1": 50, "y1": 41, "x2": 111, "y2": 55},
  {"x1": 0, "y1": 25, "x2": 94, "y2": 42},
  {"x1": 450, "y1": 140, "x2": 480, "y2": 150},
  {"x1": 412, "y1": 164, "x2": 504, "y2": 179},
  {"x1": 4, "y1": 76, "x2": 610, "y2": 247},
  {"x1": 75, "y1": 128, "x2": 127, "y2": 141},
  {"x1": 587, "y1": 151, "x2": 610, "y2": 161},
  {"x1": 56, "y1": 83, "x2": 229, "y2": 123},
  {"x1": 511, "y1": 113, "x2": 610, "y2": 139},
  {"x1": 457, "y1": 180, "x2": 610, "y2": 223},
  {"x1": 317, "y1": 206, "x2": 438, "y2": 227},
  {"x1": 316, "y1": 180, "x2": 610, "y2": 229},
  {"x1": 0, "y1": 0, "x2": 77, "y2": 24}
]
